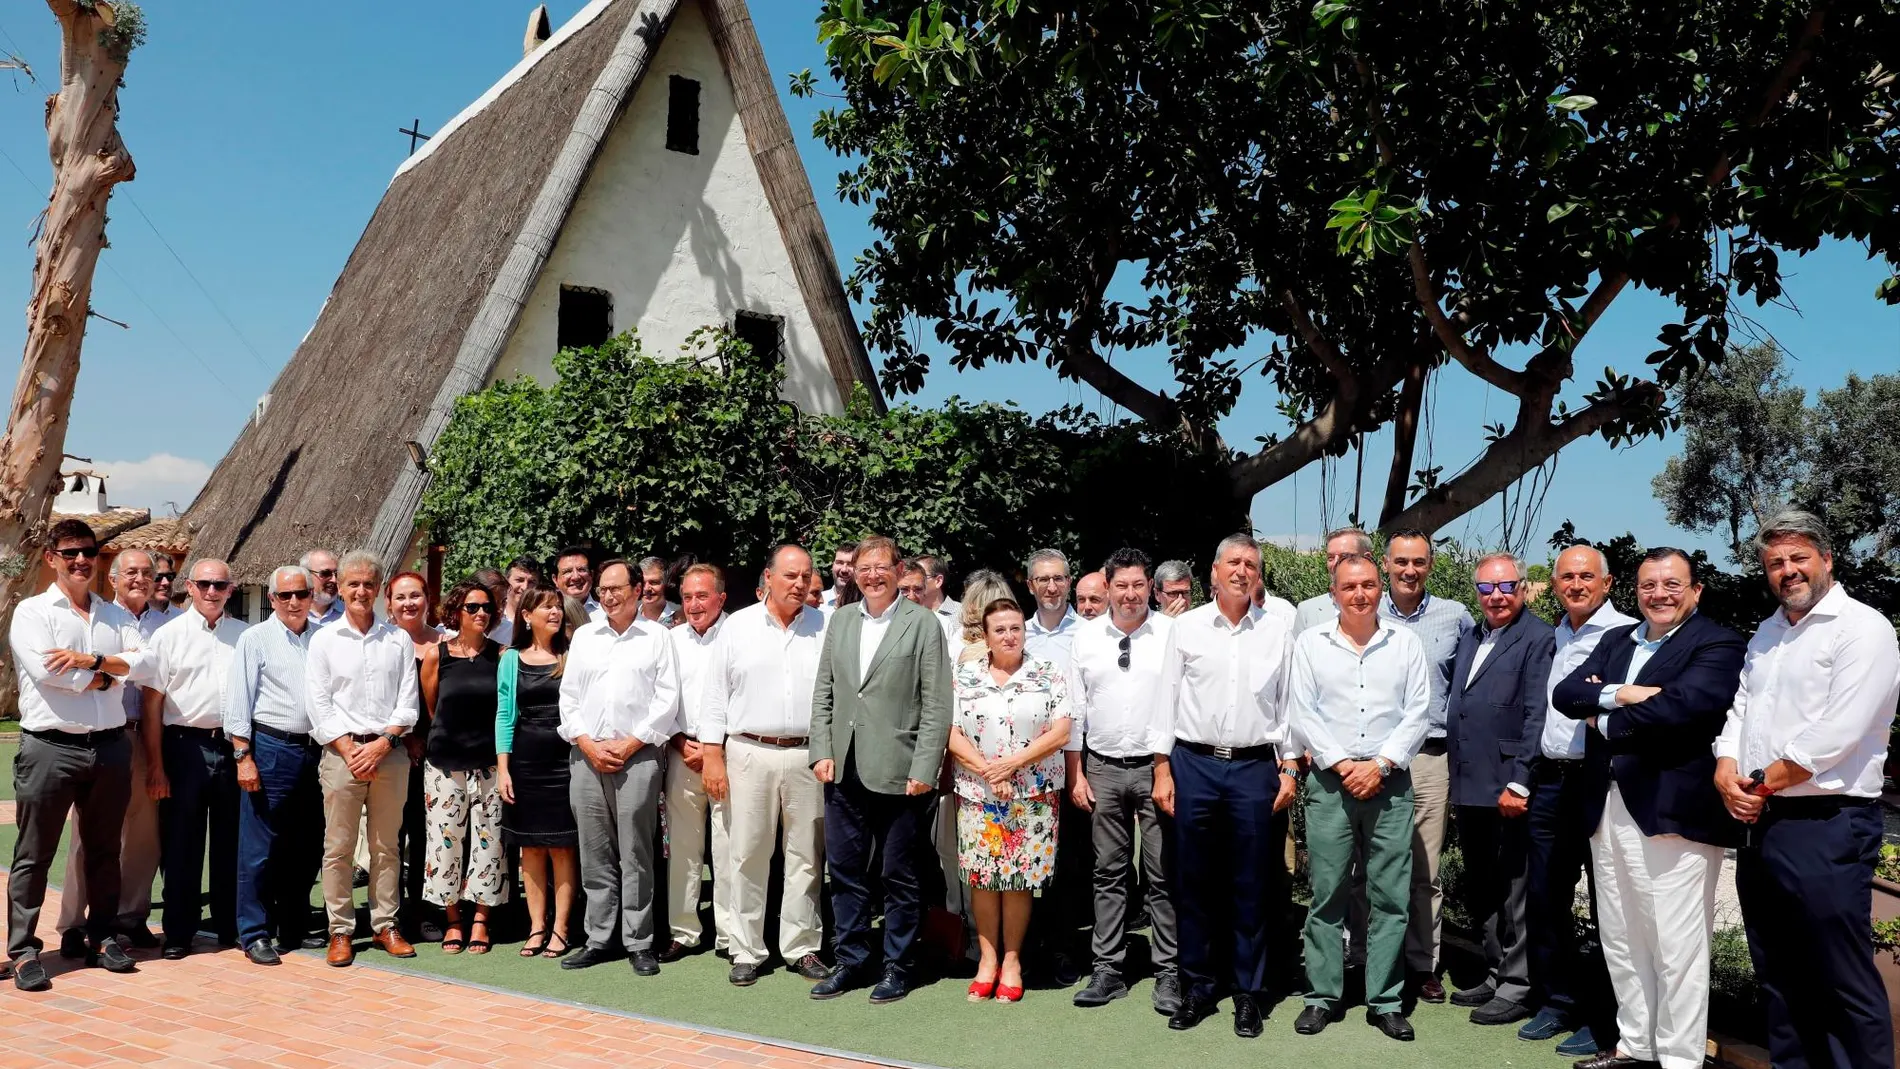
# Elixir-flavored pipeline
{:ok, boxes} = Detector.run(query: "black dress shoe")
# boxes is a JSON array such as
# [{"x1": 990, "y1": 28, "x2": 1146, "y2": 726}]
[
  {"x1": 1294, "y1": 1005, "x2": 1335, "y2": 1035},
  {"x1": 1232, "y1": 993, "x2": 1264, "y2": 1038},
  {"x1": 1150, "y1": 968, "x2": 1183, "y2": 1015},
  {"x1": 58, "y1": 929, "x2": 88, "y2": 959},
  {"x1": 729, "y1": 961, "x2": 762, "y2": 986},
  {"x1": 160, "y1": 944, "x2": 190, "y2": 961},
  {"x1": 1072, "y1": 967, "x2": 1128, "y2": 1007},
  {"x1": 629, "y1": 949, "x2": 660, "y2": 976},
  {"x1": 657, "y1": 939, "x2": 693, "y2": 963},
  {"x1": 560, "y1": 945, "x2": 619, "y2": 970},
  {"x1": 244, "y1": 940, "x2": 282, "y2": 966},
  {"x1": 299, "y1": 934, "x2": 328, "y2": 950},
  {"x1": 13, "y1": 956, "x2": 51, "y2": 992},
  {"x1": 1449, "y1": 983, "x2": 1495, "y2": 1007},
  {"x1": 1572, "y1": 1055, "x2": 1660, "y2": 1069},
  {"x1": 791, "y1": 953, "x2": 829, "y2": 981},
  {"x1": 1368, "y1": 1009, "x2": 1416, "y2": 1041},
  {"x1": 1470, "y1": 996, "x2": 1532, "y2": 1025},
  {"x1": 1167, "y1": 995, "x2": 1218, "y2": 1031},
  {"x1": 352, "y1": 867, "x2": 370, "y2": 888},
  {"x1": 810, "y1": 965, "x2": 861, "y2": 1000},
  {"x1": 92, "y1": 940, "x2": 138, "y2": 973},
  {"x1": 868, "y1": 965, "x2": 910, "y2": 1004},
  {"x1": 121, "y1": 927, "x2": 161, "y2": 950}
]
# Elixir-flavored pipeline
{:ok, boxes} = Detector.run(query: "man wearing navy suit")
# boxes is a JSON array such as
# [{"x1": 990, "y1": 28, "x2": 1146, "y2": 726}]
[
  {"x1": 1553, "y1": 548, "x2": 1745, "y2": 1069},
  {"x1": 1445, "y1": 553, "x2": 1553, "y2": 1026}
]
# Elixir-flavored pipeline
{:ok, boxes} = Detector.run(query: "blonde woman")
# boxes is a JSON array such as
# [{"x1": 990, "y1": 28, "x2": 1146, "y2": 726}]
[{"x1": 955, "y1": 570, "x2": 1014, "y2": 662}]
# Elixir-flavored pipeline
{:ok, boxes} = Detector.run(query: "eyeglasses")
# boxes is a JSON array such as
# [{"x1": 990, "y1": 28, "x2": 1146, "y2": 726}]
[
  {"x1": 274, "y1": 589, "x2": 313, "y2": 601},
  {"x1": 1474, "y1": 580, "x2": 1520, "y2": 596},
  {"x1": 1029, "y1": 575, "x2": 1069, "y2": 586},
  {"x1": 462, "y1": 601, "x2": 494, "y2": 615},
  {"x1": 1117, "y1": 633, "x2": 1131, "y2": 671},
  {"x1": 596, "y1": 583, "x2": 632, "y2": 596},
  {"x1": 1636, "y1": 580, "x2": 1690, "y2": 594},
  {"x1": 154, "y1": 572, "x2": 176, "y2": 583},
  {"x1": 192, "y1": 580, "x2": 233, "y2": 592},
  {"x1": 311, "y1": 568, "x2": 338, "y2": 579},
  {"x1": 54, "y1": 546, "x2": 100, "y2": 560},
  {"x1": 858, "y1": 564, "x2": 894, "y2": 577}
]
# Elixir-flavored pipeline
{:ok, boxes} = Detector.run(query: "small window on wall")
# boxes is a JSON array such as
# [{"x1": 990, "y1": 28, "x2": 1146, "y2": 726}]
[
  {"x1": 558, "y1": 285, "x2": 613, "y2": 352},
  {"x1": 732, "y1": 311, "x2": 782, "y2": 363},
  {"x1": 666, "y1": 75, "x2": 700, "y2": 155}
]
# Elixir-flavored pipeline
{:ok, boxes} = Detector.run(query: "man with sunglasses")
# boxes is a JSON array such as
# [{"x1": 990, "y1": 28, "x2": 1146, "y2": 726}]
[
  {"x1": 6, "y1": 520, "x2": 155, "y2": 991},
  {"x1": 300, "y1": 549, "x2": 344, "y2": 627},
  {"x1": 151, "y1": 554, "x2": 180, "y2": 618},
  {"x1": 224, "y1": 564, "x2": 325, "y2": 965},
  {"x1": 1066, "y1": 548, "x2": 1181, "y2": 1015},
  {"x1": 1443, "y1": 555, "x2": 1554, "y2": 1026},
  {"x1": 53, "y1": 549, "x2": 171, "y2": 956},
  {"x1": 141, "y1": 559, "x2": 250, "y2": 959}
]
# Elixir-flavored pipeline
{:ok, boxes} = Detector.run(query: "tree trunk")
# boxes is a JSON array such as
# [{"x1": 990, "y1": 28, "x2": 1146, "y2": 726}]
[
  {"x1": 1379, "y1": 359, "x2": 1427, "y2": 527},
  {"x1": 0, "y1": 0, "x2": 137, "y2": 718}
]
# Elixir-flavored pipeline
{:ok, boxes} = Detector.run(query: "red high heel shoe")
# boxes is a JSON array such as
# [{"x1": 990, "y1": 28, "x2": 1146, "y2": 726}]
[
  {"x1": 968, "y1": 978, "x2": 997, "y2": 1001},
  {"x1": 994, "y1": 983, "x2": 1024, "y2": 1003}
]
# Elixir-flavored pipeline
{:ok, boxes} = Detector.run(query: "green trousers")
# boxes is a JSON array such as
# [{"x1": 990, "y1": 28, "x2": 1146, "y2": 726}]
[{"x1": 1302, "y1": 767, "x2": 1414, "y2": 1013}]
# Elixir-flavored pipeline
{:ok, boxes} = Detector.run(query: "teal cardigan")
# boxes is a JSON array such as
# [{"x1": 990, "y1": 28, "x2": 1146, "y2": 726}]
[{"x1": 495, "y1": 648, "x2": 521, "y2": 754}]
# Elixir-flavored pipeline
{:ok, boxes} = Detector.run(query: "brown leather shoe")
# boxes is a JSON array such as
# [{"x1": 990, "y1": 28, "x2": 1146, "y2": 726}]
[
  {"x1": 1411, "y1": 972, "x2": 1446, "y2": 1003},
  {"x1": 373, "y1": 927, "x2": 417, "y2": 958},
  {"x1": 326, "y1": 934, "x2": 355, "y2": 968}
]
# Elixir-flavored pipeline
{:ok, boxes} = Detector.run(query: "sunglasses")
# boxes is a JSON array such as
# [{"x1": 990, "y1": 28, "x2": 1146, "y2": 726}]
[
  {"x1": 312, "y1": 568, "x2": 338, "y2": 579},
  {"x1": 192, "y1": 579, "x2": 233, "y2": 592},
  {"x1": 154, "y1": 572, "x2": 176, "y2": 583},
  {"x1": 1474, "y1": 580, "x2": 1521, "y2": 596},
  {"x1": 461, "y1": 601, "x2": 494, "y2": 615},
  {"x1": 274, "y1": 589, "x2": 313, "y2": 601},
  {"x1": 1117, "y1": 633, "x2": 1131, "y2": 671},
  {"x1": 54, "y1": 546, "x2": 101, "y2": 560}
]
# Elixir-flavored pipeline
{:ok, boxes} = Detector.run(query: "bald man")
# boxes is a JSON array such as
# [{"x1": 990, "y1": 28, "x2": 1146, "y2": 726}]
[{"x1": 1074, "y1": 573, "x2": 1109, "y2": 620}]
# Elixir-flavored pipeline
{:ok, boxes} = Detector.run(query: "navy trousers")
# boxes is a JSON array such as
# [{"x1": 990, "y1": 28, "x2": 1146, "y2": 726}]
[
  {"x1": 824, "y1": 753, "x2": 935, "y2": 976},
  {"x1": 1171, "y1": 746, "x2": 1285, "y2": 1002},
  {"x1": 158, "y1": 728, "x2": 239, "y2": 947},
  {"x1": 1527, "y1": 760, "x2": 1618, "y2": 1041},
  {"x1": 1738, "y1": 798, "x2": 1893, "y2": 1069},
  {"x1": 235, "y1": 730, "x2": 324, "y2": 949}
]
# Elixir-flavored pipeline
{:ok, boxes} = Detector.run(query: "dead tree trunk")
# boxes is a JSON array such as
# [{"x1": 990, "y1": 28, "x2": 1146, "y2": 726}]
[{"x1": 0, "y1": 0, "x2": 139, "y2": 717}]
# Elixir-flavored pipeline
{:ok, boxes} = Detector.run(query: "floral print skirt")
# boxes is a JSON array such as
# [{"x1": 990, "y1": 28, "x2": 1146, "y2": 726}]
[{"x1": 955, "y1": 795, "x2": 1056, "y2": 892}]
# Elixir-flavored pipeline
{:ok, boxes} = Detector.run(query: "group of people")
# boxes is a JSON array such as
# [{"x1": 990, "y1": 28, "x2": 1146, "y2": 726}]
[{"x1": 4, "y1": 513, "x2": 1893, "y2": 1069}]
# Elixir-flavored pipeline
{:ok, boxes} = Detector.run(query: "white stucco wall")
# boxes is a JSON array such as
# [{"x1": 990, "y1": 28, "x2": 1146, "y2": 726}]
[{"x1": 488, "y1": 0, "x2": 841, "y2": 415}]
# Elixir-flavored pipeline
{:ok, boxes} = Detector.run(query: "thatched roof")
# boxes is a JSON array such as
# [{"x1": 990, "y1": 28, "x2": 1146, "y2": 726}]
[
  {"x1": 184, "y1": 0, "x2": 878, "y2": 585},
  {"x1": 53, "y1": 508, "x2": 150, "y2": 545},
  {"x1": 104, "y1": 516, "x2": 193, "y2": 553}
]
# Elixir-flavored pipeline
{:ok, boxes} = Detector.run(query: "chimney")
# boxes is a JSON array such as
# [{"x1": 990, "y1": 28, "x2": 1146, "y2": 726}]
[{"x1": 523, "y1": 5, "x2": 552, "y2": 57}]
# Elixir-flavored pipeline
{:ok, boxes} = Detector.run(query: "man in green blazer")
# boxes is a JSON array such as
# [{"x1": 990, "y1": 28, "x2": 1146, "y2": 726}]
[{"x1": 807, "y1": 534, "x2": 952, "y2": 1004}]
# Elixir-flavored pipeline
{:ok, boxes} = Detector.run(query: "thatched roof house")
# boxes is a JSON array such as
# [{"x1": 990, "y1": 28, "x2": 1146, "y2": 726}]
[{"x1": 185, "y1": 0, "x2": 878, "y2": 592}]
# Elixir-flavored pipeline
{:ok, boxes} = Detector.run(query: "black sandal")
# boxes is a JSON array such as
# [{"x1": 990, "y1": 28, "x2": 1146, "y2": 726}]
[
  {"x1": 520, "y1": 929, "x2": 550, "y2": 958},
  {"x1": 440, "y1": 925, "x2": 467, "y2": 954},
  {"x1": 542, "y1": 932, "x2": 572, "y2": 959},
  {"x1": 466, "y1": 920, "x2": 491, "y2": 955}
]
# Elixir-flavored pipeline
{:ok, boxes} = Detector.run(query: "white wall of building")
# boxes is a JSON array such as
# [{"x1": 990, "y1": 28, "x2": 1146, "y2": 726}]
[{"x1": 489, "y1": 0, "x2": 841, "y2": 415}]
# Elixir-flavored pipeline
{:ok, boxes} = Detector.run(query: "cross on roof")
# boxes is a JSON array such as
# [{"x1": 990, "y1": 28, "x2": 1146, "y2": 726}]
[{"x1": 399, "y1": 119, "x2": 432, "y2": 155}]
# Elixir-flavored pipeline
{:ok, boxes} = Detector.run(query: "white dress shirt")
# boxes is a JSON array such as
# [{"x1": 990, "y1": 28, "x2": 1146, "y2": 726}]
[
  {"x1": 1261, "y1": 594, "x2": 1298, "y2": 627},
  {"x1": 9, "y1": 586, "x2": 153, "y2": 733},
  {"x1": 1716, "y1": 584, "x2": 1900, "y2": 799},
  {"x1": 1069, "y1": 611, "x2": 1175, "y2": 758},
  {"x1": 1293, "y1": 592, "x2": 1336, "y2": 634},
  {"x1": 1466, "y1": 627, "x2": 1503, "y2": 686},
  {"x1": 558, "y1": 617, "x2": 680, "y2": 746},
  {"x1": 702, "y1": 603, "x2": 827, "y2": 742},
  {"x1": 305, "y1": 615, "x2": 420, "y2": 746},
  {"x1": 146, "y1": 607, "x2": 248, "y2": 729},
  {"x1": 1025, "y1": 607, "x2": 1083, "y2": 681},
  {"x1": 223, "y1": 614, "x2": 316, "y2": 739},
  {"x1": 1542, "y1": 600, "x2": 1637, "y2": 759},
  {"x1": 857, "y1": 597, "x2": 902, "y2": 680},
  {"x1": 1289, "y1": 619, "x2": 1432, "y2": 770},
  {"x1": 932, "y1": 596, "x2": 962, "y2": 649},
  {"x1": 118, "y1": 598, "x2": 174, "y2": 722},
  {"x1": 667, "y1": 612, "x2": 727, "y2": 738},
  {"x1": 1161, "y1": 601, "x2": 1294, "y2": 749}
]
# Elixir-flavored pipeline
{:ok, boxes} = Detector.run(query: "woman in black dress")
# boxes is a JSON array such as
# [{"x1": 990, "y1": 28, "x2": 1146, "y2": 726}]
[
  {"x1": 496, "y1": 579, "x2": 579, "y2": 957},
  {"x1": 419, "y1": 578, "x2": 507, "y2": 953}
]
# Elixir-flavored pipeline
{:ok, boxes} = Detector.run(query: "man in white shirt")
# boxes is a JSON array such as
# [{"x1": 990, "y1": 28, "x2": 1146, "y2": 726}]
[
  {"x1": 702, "y1": 546, "x2": 831, "y2": 986},
  {"x1": 820, "y1": 541, "x2": 856, "y2": 610},
  {"x1": 655, "y1": 563, "x2": 731, "y2": 964},
  {"x1": 1074, "y1": 571, "x2": 1109, "y2": 620},
  {"x1": 225, "y1": 564, "x2": 324, "y2": 966},
  {"x1": 1520, "y1": 545, "x2": 1633, "y2": 1057},
  {"x1": 55, "y1": 548, "x2": 170, "y2": 955},
  {"x1": 5, "y1": 520, "x2": 152, "y2": 990},
  {"x1": 1153, "y1": 559, "x2": 1194, "y2": 617},
  {"x1": 913, "y1": 553, "x2": 962, "y2": 647},
  {"x1": 1019, "y1": 548, "x2": 1090, "y2": 982},
  {"x1": 1293, "y1": 527, "x2": 1374, "y2": 634},
  {"x1": 1716, "y1": 511, "x2": 1900, "y2": 1069},
  {"x1": 1067, "y1": 548, "x2": 1181, "y2": 1015},
  {"x1": 142, "y1": 558, "x2": 249, "y2": 959},
  {"x1": 1289, "y1": 553, "x2": 1432, "y2": 1043},
  {"x1": 1156, "y1": 534, "x2": 1299, "y2": 1038},
  {"x1": 637, "y1": 556, "x2": 681, "y2": 625},
  {"x1": 558, "y1": 558, "x2": 680, "y2": 976},
  {"x1": 305, "y1": 550, "x2": 420, "y2": 967},
  {"x1": 300, "y1": 549, "x2": 344, "y2": 627}
]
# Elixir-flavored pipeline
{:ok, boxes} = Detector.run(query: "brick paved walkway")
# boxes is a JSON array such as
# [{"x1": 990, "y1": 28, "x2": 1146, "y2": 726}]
[{"x1": 0, "y1": 800, "x2": 891, "y2": 1069}]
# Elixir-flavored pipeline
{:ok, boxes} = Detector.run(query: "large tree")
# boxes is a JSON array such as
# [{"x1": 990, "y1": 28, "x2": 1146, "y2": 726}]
[{"x1": 800, "y1": 0, "x2": 1900, "y2": 532}]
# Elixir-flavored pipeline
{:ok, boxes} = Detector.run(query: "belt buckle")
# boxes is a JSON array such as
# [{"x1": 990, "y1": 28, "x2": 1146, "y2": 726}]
[{"x1": 1211, "y1": 745, "x2": 1234, "y2": 760}]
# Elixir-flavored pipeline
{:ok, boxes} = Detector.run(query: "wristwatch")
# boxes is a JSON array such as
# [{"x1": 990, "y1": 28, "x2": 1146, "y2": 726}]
[
  {"x1": 89, "y1": 652, "x2": 105, "y2": 671},
  {"x1": 382, "y1": 731, "x2": 404, "y2": 749},
  {"x1": 1280, "y1": 763, "x2": 1306, "y2": 781},
  {"x1": 232, "y1": 747, "x2": 251, "y2": 762},
  {"x1": 1374, "y1": 757, "x2": 1394, "y2": 779}
]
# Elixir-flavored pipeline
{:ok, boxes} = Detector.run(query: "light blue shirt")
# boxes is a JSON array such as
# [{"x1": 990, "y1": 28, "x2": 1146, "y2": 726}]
[
  {"x1": 1543, "y1": 600, "x2": 1637, "y2": 759},
  {"x1": 1593, "y1": 614, "x2": 1693, "y2": 736},
  {"x1": 1379, "y1": 592, "x2": 1475, "y2": 739},
  {"x1": 222, "y1": 613, "x2": 317, "y2": 739}
]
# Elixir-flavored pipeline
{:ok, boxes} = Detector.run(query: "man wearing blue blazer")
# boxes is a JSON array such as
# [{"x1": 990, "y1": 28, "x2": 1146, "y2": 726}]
[
  {"x1": 1552, "y1": 548, "x2": 1745, "y2": 1069},
  {"x1": 1445, "y1": 553, "x2": 1554, "y2": 1026}
]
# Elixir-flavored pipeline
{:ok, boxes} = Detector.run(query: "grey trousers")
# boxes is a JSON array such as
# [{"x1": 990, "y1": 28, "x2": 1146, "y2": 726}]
[
  {"x1": 1086, "y1": 753, "x2": 1176, "y2": 973},
  {"x1": 8, "y1": 732, "x2": 133, "y2": 958},
  {"x1": 56, "y1": 722, "x2": 159, "y2": 934},
  {"x1": 571, "y1": 744, "x2": 662, "y2": 952}
]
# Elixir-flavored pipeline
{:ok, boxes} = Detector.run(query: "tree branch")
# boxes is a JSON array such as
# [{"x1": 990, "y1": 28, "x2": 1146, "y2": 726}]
[
  {"x1": 1056, "y1": 236, "x2": 1188, "y2": 437},
  {"x1": 1407, "y1": 243, "x2": 1527, "y2": 396},
  {"x1": 1279, "y1": 289, "x2": 1352, "y2": 383}
]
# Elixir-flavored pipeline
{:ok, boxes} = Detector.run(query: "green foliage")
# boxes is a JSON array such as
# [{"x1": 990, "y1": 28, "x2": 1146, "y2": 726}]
[
  {"x1": 416, "y1": 331, "x2": 1244, "y2": 590},
  {"x1": 1709, "y1": 926, "x2": 1761, "y2": 1015},
  {"x1": 1540, "y1": 522, "x2": 1780, "y2": 633},
  {"x1": 89, "y1": 1, "x2": 147, "y2": 62}
]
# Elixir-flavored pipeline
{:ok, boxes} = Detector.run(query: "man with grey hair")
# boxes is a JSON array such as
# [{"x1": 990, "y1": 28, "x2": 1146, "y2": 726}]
[
  {"x1": 1294, "y1": 528, "x2": 1376, "y2": 633},
  {"x1": 53, "y1": 548, "x2": 170, "y2": 955},
  {"x1": 636, "y1": 556, "x2": 679, "y2": 625},
  {"x1": 1717, "y1": 511, "x2": 1899, "y2": 1069},
  {"x1": 306, "y1": 550, "x2": 420, "y2": 967},
  {"x1": 1022, "y1": 547, "x2": 1088, "y2": 979},
  {"x1": 224, "y1": 564, "x2": 324, "y2": 965},
  {"x1": 299, "y1": 549, "x2": 343, "y2": 626},
  {"x1": 1154, "y1": 560, "x2": 1194, "y2": 617}
]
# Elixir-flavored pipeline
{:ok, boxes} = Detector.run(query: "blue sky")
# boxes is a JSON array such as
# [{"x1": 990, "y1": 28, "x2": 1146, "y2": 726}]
[{"x1": 0, "y1": 1, "x2": 1893, "y2": 558}]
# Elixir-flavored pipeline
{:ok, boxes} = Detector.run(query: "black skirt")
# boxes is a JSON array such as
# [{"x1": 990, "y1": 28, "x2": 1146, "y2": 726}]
[{"x1": 502, "y1": 663, "x2": 577, "y2": 848}]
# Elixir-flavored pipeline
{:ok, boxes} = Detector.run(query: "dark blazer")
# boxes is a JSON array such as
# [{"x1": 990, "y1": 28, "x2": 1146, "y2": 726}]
[
  {"x1": 809, "y1": 596, "x2": 953, "y2": 795},
  {"x1": 1551, "y1": 612, "x2": 1746, "y2": 848},
  {"x1": 1445, "y1": 611, "x2": 1556, "y2": 807}
]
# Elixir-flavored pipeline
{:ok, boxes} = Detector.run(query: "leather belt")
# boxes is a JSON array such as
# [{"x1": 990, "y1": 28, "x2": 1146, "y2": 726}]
[
  {"x1": 24, "y1": 726, "x2": 125, "y2": 748},
  {"x1": 347, "y1": 732, "x2": 386, "y2": 744},
  {"x1": 1085, "y1": 748, "x2": 1152, "y2": 769},
  {"x1": 1175, "y1": 740, "x2": 1277, "y2": 762},
  {"x1": 254, "y1": 722, "x2": 317, "y2": 747},
  {"x1": 737, "y1": 732, "x2": 809, "y2": 748},
  {"x1": 164, "y1": 724, "x2": 226, "y2": 741}
]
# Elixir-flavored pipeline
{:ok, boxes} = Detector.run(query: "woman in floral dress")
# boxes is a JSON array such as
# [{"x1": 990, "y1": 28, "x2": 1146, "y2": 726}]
[{"x1": 948, "y1": 598, "x2": 1074, "y2": 1003}]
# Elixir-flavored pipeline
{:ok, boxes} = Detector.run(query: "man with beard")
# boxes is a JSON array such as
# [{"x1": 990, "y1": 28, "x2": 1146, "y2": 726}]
[{"x1": 301, "y1": 549, "x2": 343, "y2": 627}]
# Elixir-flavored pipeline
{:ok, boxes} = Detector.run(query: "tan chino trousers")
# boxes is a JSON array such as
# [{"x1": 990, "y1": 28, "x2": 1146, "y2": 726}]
[{"x1": 319, "y1": 747, "x2": 410, "y2": 935}]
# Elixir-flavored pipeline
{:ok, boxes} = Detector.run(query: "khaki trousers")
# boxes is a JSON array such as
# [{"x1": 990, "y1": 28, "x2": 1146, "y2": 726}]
[
  {"x1": 319, "y1": 747, "x2": 410, "y2": 935},
  {"x1": 663, "y1": 748, "x2": 733, "y2": 949},
  {"x1": 723, "y1": 738, "x2": 824, "y2": 967},
  {"x1": 57, "y1": 724, "x2": 160, "y2": 933}
]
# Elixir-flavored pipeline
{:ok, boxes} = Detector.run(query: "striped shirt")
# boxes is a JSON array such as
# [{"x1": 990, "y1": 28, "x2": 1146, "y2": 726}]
[
  {"x1": 1379, "y1": 592, "x2": 1475, "y2": 739},
  {"x1": 223, "y1": 613, "x2": 319, "y2": 740}
]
